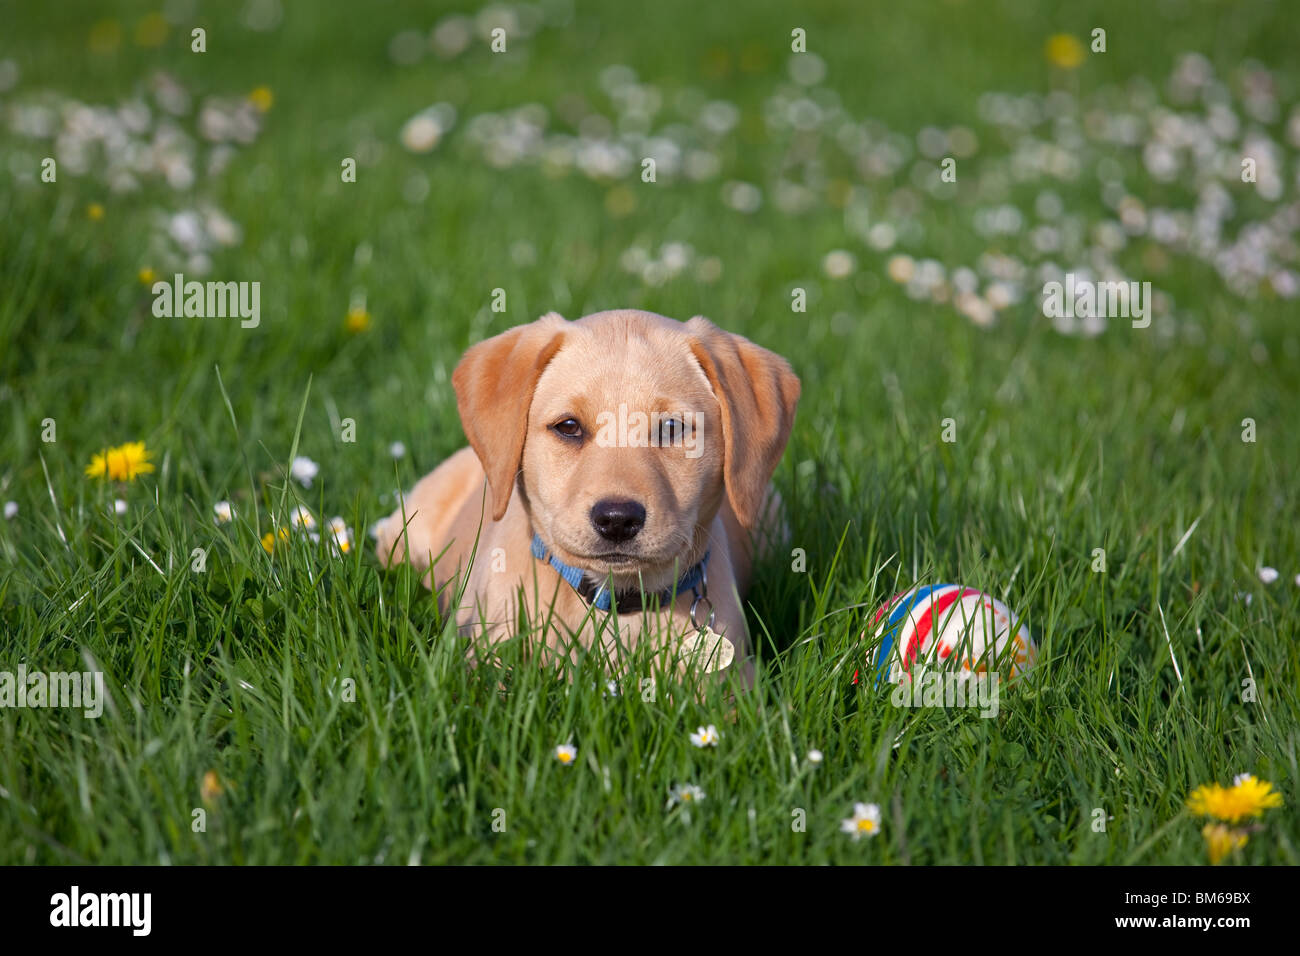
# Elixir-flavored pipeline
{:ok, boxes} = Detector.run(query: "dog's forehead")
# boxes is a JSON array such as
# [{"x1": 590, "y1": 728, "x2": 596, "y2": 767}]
[
  {"x1": 538, "y1": 311, "x2": 712, "y2": 402},
  {"x1": 567, "y1": 310, "x2": 690, "y2": 355}
]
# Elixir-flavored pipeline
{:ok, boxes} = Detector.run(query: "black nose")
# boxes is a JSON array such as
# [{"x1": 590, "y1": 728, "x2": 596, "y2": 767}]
[{"x1": 590, "y1": 499, "x2": 646, "y2": 542}]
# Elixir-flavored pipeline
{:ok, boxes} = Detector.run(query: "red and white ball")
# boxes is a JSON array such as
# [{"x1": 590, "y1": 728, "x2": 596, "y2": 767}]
[{"x1": 866, "y1": 584, "x2": 1037, "y2": 685}]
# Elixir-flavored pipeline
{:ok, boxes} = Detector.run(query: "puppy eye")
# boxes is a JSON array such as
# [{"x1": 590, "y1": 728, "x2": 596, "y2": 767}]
[
  {"x1": 659, "y1": 418, "x2": 685, "y2": 444},
  {"x1": 551, "y1": 418, "x2": 583, "y2": 440}
]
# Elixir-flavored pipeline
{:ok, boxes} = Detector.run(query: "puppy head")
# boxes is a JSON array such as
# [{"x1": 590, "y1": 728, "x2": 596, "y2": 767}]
[{"x1": 453, "y1": 310, "x2": 799, "y2": 592}]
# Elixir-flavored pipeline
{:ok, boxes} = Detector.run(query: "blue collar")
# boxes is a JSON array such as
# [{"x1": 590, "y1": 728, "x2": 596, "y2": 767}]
[{"x1": 530, "y1": 534, "x2": 709, "y2": 613}]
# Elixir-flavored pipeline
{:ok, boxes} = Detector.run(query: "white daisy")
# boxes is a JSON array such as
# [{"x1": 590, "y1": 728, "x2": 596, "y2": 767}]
[
  {"x1": 213, "y1": 501, "x2": 234, "y2": 524},
  {"x1": 690, "y1": 724, "x2": 720, "y2": 748},
  {"x1": 822, "y1": 249, "x2": 857, "y2": 280},
  {"x1": 886, "y1": 254, "x2": 915, "y2": 284},
  {"x1": 431, "y1": 16, "x2": 472, "y2": 58},
  {"x1": 840, "y1": 802, "x2": 882, "y2": 840},
  {"x1": 668, "y1": 783, "x2": 706, "y2": 807},
  {"x1": 326, "y1": 517, "x2": 353, "y2": 554},
  {"x1": 290, "y1": 456, "x2": 319, "y2": 487},
  {"x1": 3, "y1": 501, "x2": 16, "y2": 520},
  {"x1": 400, "y1": 112, "x2": 444, "y2": 154},
  {"x1": 721, "y1": 181, "x2": 761, "y2": 214},
  {"x1": 554, "y1": 744, "x2": 577, "y2": 766},
  {"x1": 289, "y1": 505, "x2": 316, "y2": 530},
  {"x1": 113, "y1": 499, "x2": 128, "y2": 516},
  {"x1": 695, "y1": 257, "x2": 723, "y2": 283},
  {"x1": 1258, "y1": 566, "x2": 1279, "y2": 584},
  {"x1": 807, "y1": 749, "x2": 824, "y2": 765},
  {"x1": 867, "y1": 222, "x2": 897, "y2": 250}
]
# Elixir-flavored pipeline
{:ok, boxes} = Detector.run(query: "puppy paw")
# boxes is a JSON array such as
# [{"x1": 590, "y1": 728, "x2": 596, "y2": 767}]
[{"x1": 372, "y1": 498, "x2": 429, "y2": 570}]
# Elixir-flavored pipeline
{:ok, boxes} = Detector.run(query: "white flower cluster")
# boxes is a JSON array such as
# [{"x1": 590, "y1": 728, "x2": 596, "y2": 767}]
[{"x1": 4, "y1": 72, "x2": 262, "y2": 275}]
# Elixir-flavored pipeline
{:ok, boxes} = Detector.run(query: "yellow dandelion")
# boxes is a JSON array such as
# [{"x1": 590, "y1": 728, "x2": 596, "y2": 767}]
[
  {"x1": 1187, "y1": 775, "x2": 1283, "y2": 823},
  {"x1": 133, "y1": 13, "x2": 168, "y2": 48},
  {"x1": 1201, "y1": 823, "x2": 1248, "y2": 865},
  {"x1": 200, "y1": 770, "x2": 223, "y2": 804},
  {"x1": 248, "y1": 86, "x2": 274, "y2": 112},
  {"x1": 84, "y1": 441, "x2": 154, "y2": 482},
  {"x1": 345, "y1": 305, "x2": 371, "y2": 333},
  {"x1": 138, "y1": 266, "x2": 157, "y2": 285},
  {"x1": 87, "y1": 202, "x2": 105, "y2": 221},
  {"x1": 827, "y1": 178, "x2": 854, "y2": 209},
  {"x1": 604, "y1": 186, "x2": 637, "y2": 218},
  {"x1": 88, "y1": 20, "x2": 123, "y2": 55},
  {"x1": 1230, "y1": 774, "x2": 1284, "y2": 816},
  {"x1": 739, "y1": 43, "x2": 769, "y2": 74},
  {"x1": 703, "y1": 47, "x2": 732, "y2": 79},
  {"x1": 261, "y1": 527, "x2": 290, "y2": 553},
  {"x1": 1045, "y1": 34, "x2": 1086, "y2": 70}
]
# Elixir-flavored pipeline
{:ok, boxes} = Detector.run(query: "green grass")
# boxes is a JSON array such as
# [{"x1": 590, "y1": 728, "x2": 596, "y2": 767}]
[{"x1": 1, "y1": 0, "x2": 1297, "y2": 863}]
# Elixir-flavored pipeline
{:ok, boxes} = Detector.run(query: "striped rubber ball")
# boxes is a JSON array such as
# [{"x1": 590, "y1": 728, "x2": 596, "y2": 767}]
[{"x1": 864, "y1": 584, "x2": 1037, "y2": 685}]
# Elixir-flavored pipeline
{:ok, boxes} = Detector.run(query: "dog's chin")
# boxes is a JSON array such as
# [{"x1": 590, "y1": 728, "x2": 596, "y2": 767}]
[
  {"x1": 549, "y1": 540, "x2": 695, "y2": 594},
  {"x1": 585, "y1": 560, "x2": 681, "y2": 595}
]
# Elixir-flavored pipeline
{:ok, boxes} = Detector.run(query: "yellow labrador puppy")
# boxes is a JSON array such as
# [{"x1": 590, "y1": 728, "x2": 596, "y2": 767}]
[{"x1": 374, "y1": 309, "x2": 799, "y2": 688}]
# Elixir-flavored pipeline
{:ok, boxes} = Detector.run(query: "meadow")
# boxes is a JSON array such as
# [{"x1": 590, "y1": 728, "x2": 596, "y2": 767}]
[{"x1": 0, "y1": 0, "x2": 1296, "y2": 864}]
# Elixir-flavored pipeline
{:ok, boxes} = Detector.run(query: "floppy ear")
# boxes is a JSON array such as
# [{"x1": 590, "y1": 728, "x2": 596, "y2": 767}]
[
  {"x1": 686, "y1": 316, "x2": 801, "y2": 529},
  {"x1": 452, "y1": 313, "x2": 567, "y2": 521}
]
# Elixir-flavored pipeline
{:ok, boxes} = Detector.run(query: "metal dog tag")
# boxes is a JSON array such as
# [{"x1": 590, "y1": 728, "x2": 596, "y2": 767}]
[{"x1": 680, "y1": 626, "x2": 735, "y2": 673}]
